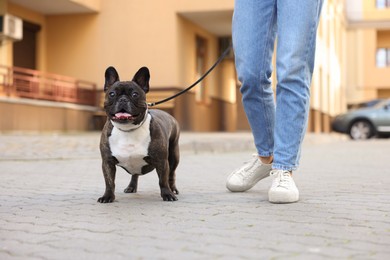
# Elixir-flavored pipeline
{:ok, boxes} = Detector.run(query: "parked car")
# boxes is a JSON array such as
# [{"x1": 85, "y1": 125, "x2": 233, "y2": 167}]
[
  {"x1": 347, "y1": 98, "x2": 384, "y2": 110},
  {"x1": 332, "y1": 99, "x2": 390, "y2": 140}
]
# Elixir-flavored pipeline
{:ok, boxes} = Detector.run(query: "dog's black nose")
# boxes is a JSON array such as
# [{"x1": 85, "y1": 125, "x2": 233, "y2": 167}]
[{"x1": 119, "y1": 96, "x2": 128, "y2": 103}]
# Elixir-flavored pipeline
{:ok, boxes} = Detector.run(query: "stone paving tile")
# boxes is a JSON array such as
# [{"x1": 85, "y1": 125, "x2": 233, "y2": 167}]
[
  {"x1": 0, "y1": 133, "x2": 389, "y2": 259},
  {"x1": 0, "y1": 132, "x2": 345, "y2": 160}
]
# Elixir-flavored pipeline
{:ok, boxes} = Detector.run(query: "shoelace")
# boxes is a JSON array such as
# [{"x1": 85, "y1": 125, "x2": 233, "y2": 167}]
[{"x1": 270, "y1": 170, "x2": 292, "y2": 187}]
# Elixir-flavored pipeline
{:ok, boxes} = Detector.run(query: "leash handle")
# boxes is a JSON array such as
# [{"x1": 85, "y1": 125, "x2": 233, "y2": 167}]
[{"x1": 148, "y1": 44, "x2": 232, "y2": 107}]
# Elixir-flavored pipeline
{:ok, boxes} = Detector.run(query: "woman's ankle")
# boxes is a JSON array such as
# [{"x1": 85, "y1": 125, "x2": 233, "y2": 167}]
[{"x1": 259, "y1": 155, "x2": 273, "y2": 164}]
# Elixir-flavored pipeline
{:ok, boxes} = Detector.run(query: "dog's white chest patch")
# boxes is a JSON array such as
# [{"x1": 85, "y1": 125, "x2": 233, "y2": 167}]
[{"x1": 109, "y1": 114, "x2": 151, "y2": 174}]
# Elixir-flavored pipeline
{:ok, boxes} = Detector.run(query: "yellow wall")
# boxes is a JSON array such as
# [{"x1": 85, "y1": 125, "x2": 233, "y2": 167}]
[
  {"x1": 176, "y1": 14, "x2": 219, "y2": 98},
  {"x1": 345, "y1": 30, "x2": 377, "y2": 103}
]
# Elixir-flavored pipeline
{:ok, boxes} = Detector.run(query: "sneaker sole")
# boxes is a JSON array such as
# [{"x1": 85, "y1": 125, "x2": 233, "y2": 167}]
[{"x1": 268, "y1": 191, "x2": 299, "y2": 204}]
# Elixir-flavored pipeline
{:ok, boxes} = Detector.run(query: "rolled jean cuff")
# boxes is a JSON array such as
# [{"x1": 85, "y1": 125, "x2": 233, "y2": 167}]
[
  {"x1": 272, "y1": 163, "x2": 297, "y2": 172},
  {"x1": 258, "y1": 152, "x2": 273, "y2": 157}
]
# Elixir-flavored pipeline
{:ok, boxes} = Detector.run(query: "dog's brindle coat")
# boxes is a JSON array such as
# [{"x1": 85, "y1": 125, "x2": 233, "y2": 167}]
[{"x1": 98, "y1": 66, "x2": 180, "y2": 203}]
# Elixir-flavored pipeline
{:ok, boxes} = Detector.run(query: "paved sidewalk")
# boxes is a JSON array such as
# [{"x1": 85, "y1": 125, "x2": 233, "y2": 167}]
[{"x1": 0, "y1": 132, "x2": 389, "y2": 259}]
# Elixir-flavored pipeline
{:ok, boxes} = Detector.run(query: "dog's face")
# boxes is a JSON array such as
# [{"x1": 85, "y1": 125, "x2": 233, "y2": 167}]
[{"x1": 103, "y1": 66, "x2": 150, "y2": 129}]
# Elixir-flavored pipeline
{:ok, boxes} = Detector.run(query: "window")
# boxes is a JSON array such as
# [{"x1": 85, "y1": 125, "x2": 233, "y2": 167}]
[
  {"x1": 376, "y1": 0, "x2": 390, "y2": 9},
  {"x1": 376, "y1": 48, "x2": 390, "y2": 67}
]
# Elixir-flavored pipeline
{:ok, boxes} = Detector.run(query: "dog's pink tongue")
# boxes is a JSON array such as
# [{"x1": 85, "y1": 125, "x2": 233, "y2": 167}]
[{"x1": 115, "y1": 112, "x2": 132, "y2": 120}]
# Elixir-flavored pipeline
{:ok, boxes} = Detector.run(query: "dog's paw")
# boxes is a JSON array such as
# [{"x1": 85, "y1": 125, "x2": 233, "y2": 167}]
[
  {"x1": 97, "y1": 193, "x2": 115, "y2": 203},
  {"x1": 171, "y1": 187, "x2": 179, "y2": 195},
  {"x1": 162, "y1": 193, "x2": 178, "y2": 201},
  {"x1": 124, "y1": 186, "x2": 137, "y2": 193},
  {"x1": 161, "y1": 189, "x2": 178, "y2": 201}
]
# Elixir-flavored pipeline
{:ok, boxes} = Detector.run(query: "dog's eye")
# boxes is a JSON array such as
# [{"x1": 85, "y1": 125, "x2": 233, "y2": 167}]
[
  {"x1": 109, "y1": 91, "x2": 116, "y2": 98},
  {"x1": 132, "y1": 92, "x2": 139, "y2": 98}
]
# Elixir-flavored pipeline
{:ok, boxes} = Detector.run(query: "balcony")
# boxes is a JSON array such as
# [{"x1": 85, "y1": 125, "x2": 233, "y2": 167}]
[
  {"x1": 0, "y1": 65, "x2": 98, "y2": 107},
  {"x1": 346, "y1": 0, "x2": 390, "y2": 28},
  {"x1": 8, "y1": 0, "x2": 100, "y2": 15}
]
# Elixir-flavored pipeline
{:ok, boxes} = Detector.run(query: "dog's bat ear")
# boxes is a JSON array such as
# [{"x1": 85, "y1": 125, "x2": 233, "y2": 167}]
[
  {"x1": 104, "y1": 66, "x2": 120, "y2": 92},
  {"x1": 132, "y1": 67, "x2": 150, "y2": 93}
]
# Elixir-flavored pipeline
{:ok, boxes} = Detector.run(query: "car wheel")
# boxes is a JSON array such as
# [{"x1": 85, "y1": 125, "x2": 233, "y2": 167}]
[{"x1": 349, "y1": 120, "x2": 374, "y2": 140}]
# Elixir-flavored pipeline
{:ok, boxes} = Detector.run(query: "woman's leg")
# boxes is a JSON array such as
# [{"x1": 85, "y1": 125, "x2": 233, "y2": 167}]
[
  {"x1": 268, "y1": 0, "x2": 324, "y2": 203},
  {"x1": 273, "y1": 0, "x2": 324, "y2": 171},
  {"x1": 226, "y1": 0, "x2": 277, "y2": 193},
  {"x1": 233, "y1": 0, "x2": 277, "y2": 157}
]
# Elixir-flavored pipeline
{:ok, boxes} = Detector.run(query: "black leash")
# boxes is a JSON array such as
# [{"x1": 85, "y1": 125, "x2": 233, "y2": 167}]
[{"x1": 147, "y1": 44, "x2": 232, "y2": 107}]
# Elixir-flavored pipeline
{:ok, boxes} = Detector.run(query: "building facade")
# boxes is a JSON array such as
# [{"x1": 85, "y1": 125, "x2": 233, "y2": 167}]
[
  {"x1": 345, "y1": 0, "x2": 390, "y2": 104},
  {"x1": 0, "y1": 0, "x2": 364, "y2": 133},
  {"x1": 308, "y1": 0, "x2": 347, "y2": 133}
]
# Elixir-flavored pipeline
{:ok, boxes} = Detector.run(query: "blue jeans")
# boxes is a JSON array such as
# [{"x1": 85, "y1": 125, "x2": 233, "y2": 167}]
[{"x1": 233, "y1": 0, "x2": 324, "y2": 171}]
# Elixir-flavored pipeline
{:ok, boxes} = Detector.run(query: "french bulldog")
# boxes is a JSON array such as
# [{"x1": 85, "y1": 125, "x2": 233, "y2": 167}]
[{"x1": 97, "y1": 66, "x2": 180, "y2": 203}]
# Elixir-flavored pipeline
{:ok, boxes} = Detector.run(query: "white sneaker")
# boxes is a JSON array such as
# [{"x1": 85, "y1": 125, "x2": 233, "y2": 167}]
[
  {"x1": 226, "y1": 155, "x2": 272, "y2": 192},
  {"x1": 268, "y1": 170, "x2": 299, "y2": 203}
]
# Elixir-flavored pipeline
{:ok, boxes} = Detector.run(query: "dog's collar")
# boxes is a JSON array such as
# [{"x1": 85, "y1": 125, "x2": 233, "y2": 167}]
[{"x1": 112, "y1": 107, "x2": 149, "y2": 132}]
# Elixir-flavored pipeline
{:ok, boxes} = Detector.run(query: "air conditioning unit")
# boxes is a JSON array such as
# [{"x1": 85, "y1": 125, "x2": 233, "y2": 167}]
[{"x1": 0, "y1": 14, "x2": 23, "y2": 41}]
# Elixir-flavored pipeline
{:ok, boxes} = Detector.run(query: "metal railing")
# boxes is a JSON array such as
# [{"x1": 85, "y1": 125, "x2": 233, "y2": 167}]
[{"x1": 0, "y1": 65, "x2": 98, "y2": 106}]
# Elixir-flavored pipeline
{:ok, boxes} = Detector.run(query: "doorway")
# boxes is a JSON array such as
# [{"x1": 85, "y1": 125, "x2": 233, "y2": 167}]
[{"x1": 13, "y1": 20, "x2": 41, "y2": 69}]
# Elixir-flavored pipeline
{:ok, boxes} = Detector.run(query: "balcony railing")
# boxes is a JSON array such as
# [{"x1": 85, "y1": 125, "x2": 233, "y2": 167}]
[{"x1": 0, "y1": 65, "x2": 98, "y2": 106}]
